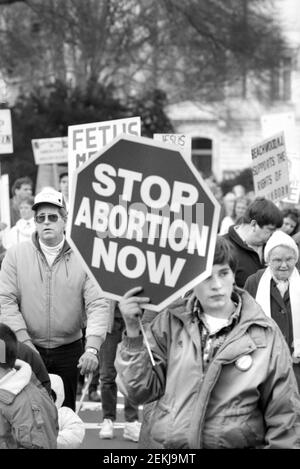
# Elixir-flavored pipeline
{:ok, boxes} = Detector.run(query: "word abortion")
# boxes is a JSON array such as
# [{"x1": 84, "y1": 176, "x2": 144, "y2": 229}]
[{"x1": 74, "y1": 163, "x2": 210, "y2": 287}]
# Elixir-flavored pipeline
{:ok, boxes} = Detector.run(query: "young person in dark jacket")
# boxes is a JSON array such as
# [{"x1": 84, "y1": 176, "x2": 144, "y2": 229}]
[
  {"x1": 116, "y1": 237, "x2": 300, "y2": 449},
  {"x1": 223, "y1": 197, "x2": 283, "y2": 287}
]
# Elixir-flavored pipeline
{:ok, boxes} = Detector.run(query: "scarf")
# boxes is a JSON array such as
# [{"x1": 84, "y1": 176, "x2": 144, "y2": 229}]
[{"x1": 255, "y1": 266, "x2": 300, "y2": 358}]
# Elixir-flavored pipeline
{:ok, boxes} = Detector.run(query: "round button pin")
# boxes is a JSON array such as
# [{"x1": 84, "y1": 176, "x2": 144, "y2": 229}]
[{"x1": 235, "y1": 355, "x2": 253, "y2": 371}]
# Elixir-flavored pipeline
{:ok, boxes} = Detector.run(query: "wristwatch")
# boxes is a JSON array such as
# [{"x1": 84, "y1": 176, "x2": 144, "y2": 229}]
[{"x1": 85, "y1": 347, "x2": 98, "y2": 356}]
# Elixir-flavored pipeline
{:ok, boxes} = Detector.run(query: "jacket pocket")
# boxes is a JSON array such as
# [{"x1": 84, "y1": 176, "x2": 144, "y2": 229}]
[
  {"x1": 17, "y1": 425, "x2": 32, "y2": 448},
  {"x1": 220, "y1": 406, "x2": 264, "y2": 448},
  {"x1": 17, "y1": 406, "x2": 47, "y2": 449},
  {"x1": 149, "y1": 400, "x2": 174, "y2": 447}
]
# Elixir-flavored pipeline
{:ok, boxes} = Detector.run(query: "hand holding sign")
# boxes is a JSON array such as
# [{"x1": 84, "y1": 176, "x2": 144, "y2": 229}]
[{"x1": 119, "y1": 286, "x2": 150, "y2": 337}]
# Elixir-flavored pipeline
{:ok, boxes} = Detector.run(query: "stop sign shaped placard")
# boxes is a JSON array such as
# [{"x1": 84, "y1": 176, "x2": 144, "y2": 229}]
[{"x1": 67, "y1": 134, "x2": 220, "y2": 311}]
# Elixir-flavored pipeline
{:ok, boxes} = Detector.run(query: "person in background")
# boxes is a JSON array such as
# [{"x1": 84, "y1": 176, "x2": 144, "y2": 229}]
[
  {"x1": 50, "y1": 373, "x2": 85, "y2": 449},
  {"x1": 0, "y1": 189, "x2": 109, "y2": 411},
  {"x1": 223, "y1": 197, "x2": 283, "y2": 287},
  {"x1": 280, "y1": 207, "x2": 300, "y2": 237},
  {"x1": 219, "y1": 195, "x2": 250, "y2": 235},
  {"x1": 9, "y1": 176, "x2": 33, "y2": 227},
  {"x1": 3, "y1": 196, "x2": 35, "y2": 249},
  {"x1": 0, "y1": 323, "x2": 58, "y2": 449},
  {"x1": 58, "y1": 172, "x2": 69, "y2": 211},
  {"x1": 115, "y1": 236, "x2": 300, "y2": 449},
  {"x1": 99, "y1": 303, "x2": 141, "y2": 443},
  {"x1": 232, "y1": 184, "x2": 246, "y2": 198},
  {"x1": 244, "y1": 230, "x2": 300, "y2": 391},
  {"x1": 223, "y1": 191, "x2": 236, "y2": 218}
]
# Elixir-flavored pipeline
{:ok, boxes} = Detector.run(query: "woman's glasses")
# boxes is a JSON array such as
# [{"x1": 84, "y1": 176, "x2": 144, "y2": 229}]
[{"x1": 35, "y1": 213, "x2": 59, "y2": 224}]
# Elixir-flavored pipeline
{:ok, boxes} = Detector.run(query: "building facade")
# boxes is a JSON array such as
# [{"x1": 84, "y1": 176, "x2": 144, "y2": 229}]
[{"x1": 166, "y1": 0, "x2": 300, "y2": 183}]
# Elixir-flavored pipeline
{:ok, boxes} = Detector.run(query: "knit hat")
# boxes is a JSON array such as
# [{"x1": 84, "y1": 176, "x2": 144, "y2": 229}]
[
  {"x1": 264, "y1": 230, "x2": 299, "y2": 262},
  {"x1": 49, "y1": 373, "x2": 65, "y2": 409},
  {"x1": 32, "y1": 189, "x2": 66, "y2": 211}
]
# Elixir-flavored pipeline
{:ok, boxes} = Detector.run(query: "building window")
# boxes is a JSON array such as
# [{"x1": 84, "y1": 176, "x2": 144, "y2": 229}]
[{"x1": 192, "y1": 138, "x2": 212, "y2": 178}]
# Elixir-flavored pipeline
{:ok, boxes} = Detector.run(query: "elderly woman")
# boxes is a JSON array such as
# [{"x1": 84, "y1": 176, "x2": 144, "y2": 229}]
[{"x1": 244, "y1": 230, "x2": 300, "y2": 390}]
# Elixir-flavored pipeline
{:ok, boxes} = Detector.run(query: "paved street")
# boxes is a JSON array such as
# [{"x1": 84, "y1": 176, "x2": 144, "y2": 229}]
[{"x1": 77, "y1": 396, "x2": 142, "y2": 449}]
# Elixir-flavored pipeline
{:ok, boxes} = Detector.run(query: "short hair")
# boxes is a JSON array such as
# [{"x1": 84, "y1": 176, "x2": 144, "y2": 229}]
[
  {"x1": 213, "y1": 236, "x2": 237, "y2": 272},
  {"x1": 12, "y1": 177, "x2": 33, "y2": 196},
  {"x1": 0, "y1": 323, "x2": 18, "y2": 369},
  {"x1": 240, "y1": 197, "x2": 283, "y2": 228},
  {"x1": 59, "y1": 172, "x2": 68, "y2": 182}
]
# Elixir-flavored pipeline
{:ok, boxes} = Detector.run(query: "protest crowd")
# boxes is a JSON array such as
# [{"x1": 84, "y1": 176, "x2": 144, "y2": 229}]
[{"x1": 1, "y1": 137, "x2": 300, "y2": 450}]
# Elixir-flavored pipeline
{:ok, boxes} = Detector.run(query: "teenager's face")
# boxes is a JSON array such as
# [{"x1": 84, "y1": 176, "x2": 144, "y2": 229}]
[{"x1": 194, "y1": 264, "x2": 235, "y2": 314}]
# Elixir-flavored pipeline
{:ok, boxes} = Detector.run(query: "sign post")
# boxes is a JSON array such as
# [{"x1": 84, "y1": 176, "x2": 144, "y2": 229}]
[{"x1": 67, "y1": 135, "x2": 220, "y2": 312}]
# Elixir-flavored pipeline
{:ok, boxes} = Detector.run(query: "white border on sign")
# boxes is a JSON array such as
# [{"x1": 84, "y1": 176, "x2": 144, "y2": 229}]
[{"x1": 66, "y1": 134, "x2": 220, "y2": 312}]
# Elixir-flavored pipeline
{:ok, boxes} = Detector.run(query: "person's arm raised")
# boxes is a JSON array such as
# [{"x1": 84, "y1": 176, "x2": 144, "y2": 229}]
[{"x1": 118, "y1": 286, "x2": 150, "y2": 337}]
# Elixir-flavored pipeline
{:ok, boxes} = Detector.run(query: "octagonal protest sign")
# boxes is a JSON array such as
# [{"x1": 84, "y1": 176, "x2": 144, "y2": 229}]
[{"x1": 67, "y1": 135, "x2": 220, "y2": 311}]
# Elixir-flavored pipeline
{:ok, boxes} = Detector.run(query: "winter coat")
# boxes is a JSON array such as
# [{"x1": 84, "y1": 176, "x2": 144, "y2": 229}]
[
  {"x1": 115, "y1": 289, "x2": 300, "y2": 449},
  {"x1": 0, "y1": 233, "x2": 109, "y2": 350},
  {"x1": 50, "y1": 373, "x2": 85, "y2": 449},
  {"x1": 244, "y1": 268, "x2": 300, "y2": 391},
  {"x1": 223, "y1": 225, "x2": 265, "y2": 287},
  {"x1": 57, "y1": 407, "x2": 85, "y2": 449},
  {"x1": 0, "y1": 359, "x2": 58, "y2": 449}
]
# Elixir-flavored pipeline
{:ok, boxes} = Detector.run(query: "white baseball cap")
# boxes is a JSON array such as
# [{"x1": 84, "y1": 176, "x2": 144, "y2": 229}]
[{"x1": 32, "y1": 189, "x2": 66, "y2": 211}]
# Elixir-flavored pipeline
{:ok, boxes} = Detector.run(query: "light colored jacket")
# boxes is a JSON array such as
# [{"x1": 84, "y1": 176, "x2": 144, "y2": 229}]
[
  {"x1": 0, "y1": 359, "x2": 58, "y2": 449},
  {"x1": 116, "y1": 288, "x2": 300, "y2": 449},
  {"x1": 50, "y1": 373, "x2": 85, "y2": 449},
  {"x1": 0, "y1": 234, "x2": 109, "y2": 350}
]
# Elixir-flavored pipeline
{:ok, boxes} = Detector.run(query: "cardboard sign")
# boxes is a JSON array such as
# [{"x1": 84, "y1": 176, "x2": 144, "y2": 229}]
[
  {"x1": 0, "y1": 109, "x2": 13, "y2": 154},
  {"x1": 261, "y1": 112, "x2": 300, "y2": 204},
  {"x1": 67, "y1": 135, "x2": 220, "y2": 311},
  {"x1": 251, "y1": 132, "x2": 290, "y2": 203},
  {"x1": 31, "y1": 137, "x2": 68, "y2": 165},
  {"x1": 67, "y1": 116, "x2": 141, "y2": 198},
  {"x1": 153, "y1": 133, "x2": 191, "y2": 162}
]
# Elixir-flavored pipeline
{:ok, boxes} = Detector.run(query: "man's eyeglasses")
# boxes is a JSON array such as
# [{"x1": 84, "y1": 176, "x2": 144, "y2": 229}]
[{"x1": 35, "y1": 214, "x2": 59, "y2": 224}]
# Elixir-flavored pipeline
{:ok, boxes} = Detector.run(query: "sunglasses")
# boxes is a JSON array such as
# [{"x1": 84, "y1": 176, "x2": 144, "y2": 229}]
[{"x1": 35, "y1": 213, "x2": 59, "y2": 224}]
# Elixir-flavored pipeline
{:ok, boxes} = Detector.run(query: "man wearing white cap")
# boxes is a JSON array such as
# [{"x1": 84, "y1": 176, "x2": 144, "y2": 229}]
[
  {"x1": 245, "y1": 230, "x2": 300, "y2": 389},
  {"x1": 0, "y1": 189, "x2": 110, "y2": 410}
]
